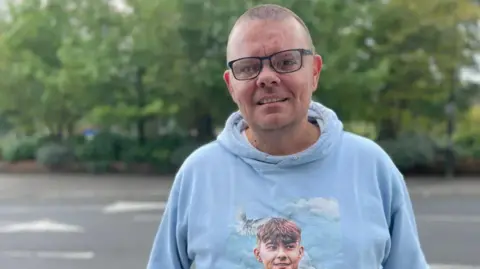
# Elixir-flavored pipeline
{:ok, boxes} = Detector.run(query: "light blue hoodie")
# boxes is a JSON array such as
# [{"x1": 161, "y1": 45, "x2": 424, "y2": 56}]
[{"x1": 147, "y1": 101, "x2": 429, "y2": 269}]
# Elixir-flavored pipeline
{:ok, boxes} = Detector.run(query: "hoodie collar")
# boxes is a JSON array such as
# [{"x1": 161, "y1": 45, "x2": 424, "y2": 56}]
[{"x1": 217, "y1": 101, "x2": 344, "y2": 171}]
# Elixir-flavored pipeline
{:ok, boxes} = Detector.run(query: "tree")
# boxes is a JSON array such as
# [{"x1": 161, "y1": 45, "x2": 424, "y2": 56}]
[
  {"x1": 0, "y1": 0, "x2": 106, "y2": 136},
  {"x1": 75, "y1": 0, "x2": 183, "y2": 143},
  {"x1": 355, "y1": 0, "x2": 480, "y2": 139}
]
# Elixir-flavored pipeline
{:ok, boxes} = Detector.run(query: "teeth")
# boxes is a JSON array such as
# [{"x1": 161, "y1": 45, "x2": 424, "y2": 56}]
[{"x1": 260, "y1": 98, "x2": 284, "y2": 104}]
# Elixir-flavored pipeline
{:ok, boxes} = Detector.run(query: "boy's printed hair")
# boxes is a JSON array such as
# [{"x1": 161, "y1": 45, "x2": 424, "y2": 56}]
[{"x1": 256, "y1": 218, "x2": 302, "y2": 245}]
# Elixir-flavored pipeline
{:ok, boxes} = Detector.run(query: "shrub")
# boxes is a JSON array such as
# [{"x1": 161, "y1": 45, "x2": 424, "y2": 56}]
[
  {"x1": 75, "y1": 132, "x2": 129, "y2": 161},
  {"x1": 377, "y1": 133, "x2": 437, "y2": 170},
  {"x1": 170, "y1": 142, "x2": 202, "y2": 167},
  {"x1": 36, "y1": 143, "x2": 75, "y2": 169},
  {"x1": 344, "y1": 121, "x2": 377, "y2": 140},
  {"x1": 119, "y1": 135, "x2": 194, "y2": 173},
  {"x1": 454, "y1": 130, "x2": 480, "y2": 159},
  {"x1": 1, "y1": 136, "x2": 38, "y2": 162}
]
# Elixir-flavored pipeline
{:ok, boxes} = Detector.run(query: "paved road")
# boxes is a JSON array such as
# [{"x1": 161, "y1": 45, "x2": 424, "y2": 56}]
[{"x1": 0, "y1": 174, "x2": 479, "y2": 269}]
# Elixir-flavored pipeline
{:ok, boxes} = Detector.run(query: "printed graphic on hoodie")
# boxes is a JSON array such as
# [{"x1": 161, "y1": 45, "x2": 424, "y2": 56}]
[{"x1": 225, "y1": 197, "x2": 343, "y2": 269}]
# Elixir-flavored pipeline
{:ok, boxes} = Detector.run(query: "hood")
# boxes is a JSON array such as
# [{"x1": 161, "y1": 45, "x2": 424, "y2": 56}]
[{"x1": 217, "y1": 101, "x2": 344, "y2": 170}]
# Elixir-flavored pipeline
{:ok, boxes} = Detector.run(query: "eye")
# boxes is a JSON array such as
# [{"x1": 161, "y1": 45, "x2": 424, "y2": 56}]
[
  {"x1": 281, "y1": 59, "x2": 297, "y2": 66},
  {"x1": 285, "y1": 244, "x2": 296, "y2": 249},
  {"x1": 274, "y1": 58, "x2": 299, "y2": 71},
  {"x1": 233, "y1": 60, "x2": 261, "y2": 75},
  {"x1": 266, "y1": 244, "x2": 277, "y2": 250},
  {"x1": 240, "y1": 65, "x2": 259, "y2": 73}
]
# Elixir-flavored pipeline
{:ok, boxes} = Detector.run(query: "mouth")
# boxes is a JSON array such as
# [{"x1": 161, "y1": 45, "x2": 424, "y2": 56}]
[
  {"x1": 273, "y1": 263, "x2": 291, "y2": 267},
  {"x1": 256, "y1": 97, "x2": 289, "y2": 105}
]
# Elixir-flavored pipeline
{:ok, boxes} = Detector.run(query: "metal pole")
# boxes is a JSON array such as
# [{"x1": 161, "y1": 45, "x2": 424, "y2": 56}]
[
  {"x1": 445, "y1": 17, "x2": 461, "y2": 180},
  {"x1": 445, "y1": 88, "x2": 456, "y2": 179}
]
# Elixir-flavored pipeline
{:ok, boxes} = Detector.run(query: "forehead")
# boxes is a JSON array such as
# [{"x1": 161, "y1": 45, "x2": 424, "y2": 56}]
[{"x1": 228, "y1": 18, "x2": 309, "y2": 60}]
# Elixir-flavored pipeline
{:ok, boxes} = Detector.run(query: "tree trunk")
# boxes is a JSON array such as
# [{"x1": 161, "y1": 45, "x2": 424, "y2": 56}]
[
  {"x1": 195, "y1": 113, "x2": 214, "y2": 143},
  {"x1": 135, "y1": 66, "x2": 147, "y2": 145},
  {"x1": 377, "y1": 118, "x2": 397, "y2": 140}
]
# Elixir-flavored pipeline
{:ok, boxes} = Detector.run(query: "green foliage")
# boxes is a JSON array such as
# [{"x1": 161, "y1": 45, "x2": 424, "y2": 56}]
[
  {"x1": 455, "y1": 131, "x2": 480, "y2": 158},
  {"x1": 1, "y1": 136, "x2": 39, "y2": 162},
  {"x1": 70, "y1": 132, "x2": 193, "y2": 172},
  {"x1": 169, "y1": 142, "x2": 203, "y2": 167},
  {"x1": 0, "y1": 130, "x2": 199, "y2": 173},
  {"x1": 119, "y1": 135, "x2": 187, "y2": 164},
  {"x1": 36, "y1": 143, "x2": 75, "y2": 168},
  {"x1": 0, "y1": 0, "x2": 479, "y2": 173},
  {"x1": 452, "y1": 105, "x2": 480, "y2": 159},
  {"x1": 378, "y1": 133, "x2": 438, "y2": 170},
  {"x1": 0, "y1": 0, "x2": 478, "y2": 130},
  {"x1": 356, "y1": 0, "x2": 480, "y2": 136},
  {"x1": 343, "y1": 121, "x2": 377, "y2": 140},
  {"x1": 75, "y1": 132, "x2": 125, "y2": 162}
]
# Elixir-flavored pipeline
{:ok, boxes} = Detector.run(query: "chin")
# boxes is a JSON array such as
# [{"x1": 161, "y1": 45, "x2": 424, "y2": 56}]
[{"x1": 256, "y1": 118, "x2": 292, "y2": 131}]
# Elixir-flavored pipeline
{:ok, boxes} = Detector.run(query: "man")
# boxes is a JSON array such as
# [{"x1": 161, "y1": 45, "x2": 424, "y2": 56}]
[
  {"x1": 147, "y1": 4, "x2": 428, "y2": 269},
  {"x1": 254, "y1": 218, "x2": 304, "y2": 269}
]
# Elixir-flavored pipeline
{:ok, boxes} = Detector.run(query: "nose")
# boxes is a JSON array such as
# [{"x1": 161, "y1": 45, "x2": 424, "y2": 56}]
[
  {"x1": 256, "y1": 62, "x2": 280, "y2": 88},
  {"x1": 276, "y1": 248, "x2": 287, "y2": 259}
]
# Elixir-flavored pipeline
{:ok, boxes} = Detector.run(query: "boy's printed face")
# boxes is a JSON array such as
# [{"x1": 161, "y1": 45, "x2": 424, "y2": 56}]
[{"x1": 254, "y1": 239, "x2": 304, "y2": 269}]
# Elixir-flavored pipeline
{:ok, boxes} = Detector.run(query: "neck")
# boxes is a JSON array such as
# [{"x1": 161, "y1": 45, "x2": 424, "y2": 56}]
[{"x1": 245, "y1": 119, "x2": 320, "y2": 156}]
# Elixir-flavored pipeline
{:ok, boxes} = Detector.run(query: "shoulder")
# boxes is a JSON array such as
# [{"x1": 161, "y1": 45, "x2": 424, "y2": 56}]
[
  {"x1": 169, "y1": 140, "x2": 233, "y2": 195},
  {"x1": 340, "y1": 131, "x2": 395, "y2": 167},
  {"x1": 180, "y1": 140, "x2": 232, "y2": 170},
  {"x1": 173, "y1": 140, "x2": 236, "y2": 183},
  {"x1": 340, "y1": 131, "x2": 406, "y2": 202}
]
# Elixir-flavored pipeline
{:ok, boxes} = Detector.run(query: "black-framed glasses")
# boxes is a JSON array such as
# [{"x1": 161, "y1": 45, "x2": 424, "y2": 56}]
[{"x1": 227, "y1": 48, "x2": 313, "y2": 81}]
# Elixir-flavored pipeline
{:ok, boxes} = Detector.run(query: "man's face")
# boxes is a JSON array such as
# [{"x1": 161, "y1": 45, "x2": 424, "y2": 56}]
[
  {"x1": 223, "y1": 18, "x2": 322, "y2": 131},
  {"x1": 254, "y1": 239, "x2": 304, "y2": 269}
]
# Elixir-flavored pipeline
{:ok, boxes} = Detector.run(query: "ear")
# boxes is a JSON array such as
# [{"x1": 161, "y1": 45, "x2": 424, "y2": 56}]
[
  {"x1": 223, "y1": 69, "x2": 237, "y2": 103},
  {"x1": 253, "y1": 248, "x2": 262, "y2": 262},
  {"x1": 299, "y1": 246, "x2": 304, "y2": 258},
  {"x1": 311, "y1": 54, "x2": 323, "y2": 92}
]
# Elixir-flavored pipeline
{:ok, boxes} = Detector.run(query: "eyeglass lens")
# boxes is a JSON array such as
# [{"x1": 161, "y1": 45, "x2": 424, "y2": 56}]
[{"x1": 232, "y1": 50, "x2": 303, "y2": 80}]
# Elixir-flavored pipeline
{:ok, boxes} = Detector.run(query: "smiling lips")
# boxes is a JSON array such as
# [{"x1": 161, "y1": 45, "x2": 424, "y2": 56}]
[
  {"x1": 273, "y1": 263, "x2": 291, "y2": 267},
  {"x1": 257, "y1": 97, "x2": 289, "y2": 105}
]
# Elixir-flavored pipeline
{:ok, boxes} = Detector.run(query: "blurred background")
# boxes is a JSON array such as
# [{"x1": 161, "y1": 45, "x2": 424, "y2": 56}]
[{"x1": 0, "y1": 0, "x2": 479, "y2": 268}]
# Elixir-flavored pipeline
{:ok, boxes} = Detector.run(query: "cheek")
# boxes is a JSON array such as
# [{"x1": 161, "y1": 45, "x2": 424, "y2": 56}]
[
  {"x1": 232, "y1": 83, "x2": 256, "y2": 105},
  {"x1": 262, "y1": 254, "x2": 275, "y2": 264},
  {"x1": 259, "y1": 249, "x2": 275, "y2": 261},
  {"x1": 284, "y1": 75, "x2": 311, "y2": 99},
  {"x1": 285, "y1": 253, "x2": 300, "y2": 263},
  {"x1": 288, "y1": 83, "x2": 311, "y2": 104}
]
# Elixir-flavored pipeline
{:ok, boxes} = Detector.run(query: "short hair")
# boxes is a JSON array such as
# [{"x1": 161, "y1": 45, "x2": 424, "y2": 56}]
[
  {"x1": 227, "y1": 4, "x2": 315, "y2": 57},
  {"x1": 256, "y1": 218, "x2": 302, "y2": 245}
]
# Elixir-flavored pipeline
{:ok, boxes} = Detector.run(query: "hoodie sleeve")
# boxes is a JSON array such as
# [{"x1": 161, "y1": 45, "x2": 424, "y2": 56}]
[
  {"x1": 146, "y1": 171, "x2": 192, "y2": 269},
  {"x1": 382, "y1": 169, "x2": 429, "y2": 269}
]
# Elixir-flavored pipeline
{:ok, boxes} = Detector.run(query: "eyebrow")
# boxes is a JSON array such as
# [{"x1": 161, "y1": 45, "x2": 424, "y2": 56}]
[{"x1": 263, "y1": 239, "x2": 298, "y2": 245}]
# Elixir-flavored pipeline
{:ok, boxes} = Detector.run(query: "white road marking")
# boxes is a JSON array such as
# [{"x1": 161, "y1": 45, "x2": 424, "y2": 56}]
[
  {"x1": 2, "y1": 251, "x2": 94, "y2": 260},
  {"x1": 417, "y1": 214, "x2": 480, "y2": 224},
  {"x1": 0, "y1": 219, "x2": 84, "y2": 233},
  {"x1": 102, "y1": 201, "x2": 166, "y2": 214}
]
